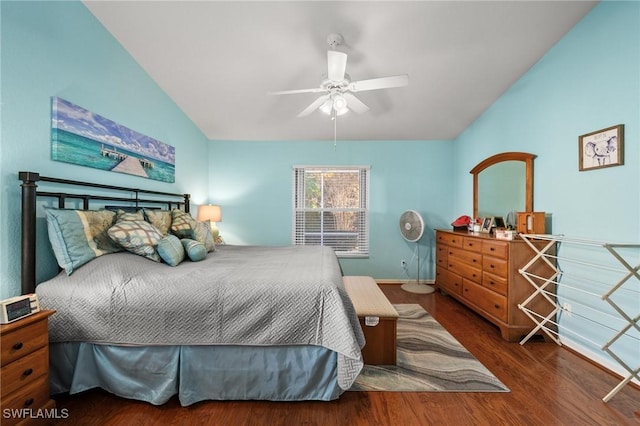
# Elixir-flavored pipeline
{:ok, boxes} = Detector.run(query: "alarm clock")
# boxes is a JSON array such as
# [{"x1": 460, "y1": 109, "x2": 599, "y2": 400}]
[{"x1": 0, "y1": 294, "x2": 40, "y2": 324}]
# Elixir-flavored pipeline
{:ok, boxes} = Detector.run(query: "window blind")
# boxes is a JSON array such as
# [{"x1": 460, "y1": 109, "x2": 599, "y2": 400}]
[{"x1": 292, "y1": 166, "x2": 369, "y2": 258}]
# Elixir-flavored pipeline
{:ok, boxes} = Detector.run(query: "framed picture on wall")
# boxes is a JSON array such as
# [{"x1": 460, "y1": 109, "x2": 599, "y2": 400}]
[{"x1": 578, "y1": 124, "x2": 624, "y2": 171}]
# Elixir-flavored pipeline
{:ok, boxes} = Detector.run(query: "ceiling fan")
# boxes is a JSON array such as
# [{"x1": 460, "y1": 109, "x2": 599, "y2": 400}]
[{"x1": 268, "y1": 34, "x2": 409, "y2": 118}]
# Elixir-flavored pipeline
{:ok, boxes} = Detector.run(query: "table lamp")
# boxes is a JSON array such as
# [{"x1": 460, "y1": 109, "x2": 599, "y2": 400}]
[{"x1": 197, "y1": 204, "x2": 222, "y2": 240}]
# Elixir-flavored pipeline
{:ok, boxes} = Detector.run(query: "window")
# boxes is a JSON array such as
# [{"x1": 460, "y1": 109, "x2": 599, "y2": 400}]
[{"x1": 292, "y1": 166, "x2": 369, "y2": 258}]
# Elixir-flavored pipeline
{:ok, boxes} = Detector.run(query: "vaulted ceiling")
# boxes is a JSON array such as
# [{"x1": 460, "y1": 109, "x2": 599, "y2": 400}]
[{"x1": 84, "y1": 1, "x2": 597, "y2": 141}]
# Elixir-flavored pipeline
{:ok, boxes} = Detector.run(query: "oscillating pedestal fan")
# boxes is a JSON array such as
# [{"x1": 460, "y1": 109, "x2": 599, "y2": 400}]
[{"x1": 399, "y1": 210, "x2": 435, "y2": 294}]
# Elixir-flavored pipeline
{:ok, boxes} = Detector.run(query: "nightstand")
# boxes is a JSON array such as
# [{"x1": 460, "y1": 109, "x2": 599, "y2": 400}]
[{"x1": 1, "y1": 310, "x2": 56, "y2": 425}]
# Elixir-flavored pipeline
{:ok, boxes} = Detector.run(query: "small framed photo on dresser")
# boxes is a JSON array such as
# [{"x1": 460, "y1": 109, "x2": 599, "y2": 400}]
[{"x1": 480, "y1": 217, "x2": 494, "y2": 233}]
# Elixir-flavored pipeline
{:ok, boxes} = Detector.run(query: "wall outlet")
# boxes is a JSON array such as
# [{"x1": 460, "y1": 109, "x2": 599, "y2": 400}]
[{"x1": 562, "y1": 303, "x2": 572, "y2": 317}]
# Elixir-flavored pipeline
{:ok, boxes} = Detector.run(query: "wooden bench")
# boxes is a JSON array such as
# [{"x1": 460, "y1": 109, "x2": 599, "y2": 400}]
[{"x1": 343, "y1": 276, "x2": 399, "y2": 365}]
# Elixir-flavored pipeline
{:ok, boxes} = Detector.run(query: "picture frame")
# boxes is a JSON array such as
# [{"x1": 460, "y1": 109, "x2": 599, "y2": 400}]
[
  {"x1": 51, "y1": 97, "x2": 176, "y2": 183},
  {"x1": 578, "y1": 124, "x2": 624, "y2": 171},
  {"x1": 480, "y1": 217, "x2": 494, "y2": 233}
]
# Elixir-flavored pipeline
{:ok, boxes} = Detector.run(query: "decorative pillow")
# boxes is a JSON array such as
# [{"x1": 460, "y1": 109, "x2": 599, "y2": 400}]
[
  {"x1": 192, "y1": 221, "x2": 216, "y2": 252},
  {"x1": 116, "y1": 209, "x2": 145, "y2": 223},
  {"x1": 171, "y1": 209, "x2": 196, "y2": 238},
  {"x1": 45, "y1": 207, "x2": 121, "y2": 275},
  {"x1": 181, "y1": 238, "x2": 207, "y2": 262},
  {"x1": 144, "y1": 209, "x2": 172, "y2": 235},
  {"x1": 108, "y1": 220, "x2": 163, "y2": 262},
  {"x1": 157, "y1": 234, "x2": 185, "y2": 266}
]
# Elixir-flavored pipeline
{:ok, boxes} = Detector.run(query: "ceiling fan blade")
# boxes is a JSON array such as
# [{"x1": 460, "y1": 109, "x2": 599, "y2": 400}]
[
  {"x1": 348, "y1": 74, "x2": 409, "y2": 92},
  {"x1": 342, "y1": 93, "x2": 369, "y2": 114},
  {"x1": 297, "y1": 94, "x2": 330, "y2": 117},
  {"x1": 327, "y1": 51, "x2": 347, "y2": 82},
  {"x1": 268, "y1": 87, "x2": 325, "y2": 95}
]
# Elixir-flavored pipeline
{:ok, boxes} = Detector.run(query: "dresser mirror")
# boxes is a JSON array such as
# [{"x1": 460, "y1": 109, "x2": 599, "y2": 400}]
[{"x1": 470, "y1": 152, "x2": 535, "y2": 219}]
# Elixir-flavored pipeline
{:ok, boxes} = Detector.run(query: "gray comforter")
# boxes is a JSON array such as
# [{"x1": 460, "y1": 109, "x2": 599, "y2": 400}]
[{"x1": 36, "y1": 245, "x2": 365, "y2": 389}]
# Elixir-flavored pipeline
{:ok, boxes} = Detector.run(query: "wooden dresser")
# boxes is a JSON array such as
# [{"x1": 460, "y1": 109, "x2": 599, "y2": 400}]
[
  {"x1": 435, "y1": 230, "x2": 555, "y2": 342},
  {"x1": 1, "y1": 310, "x2": 55, "y2": 425}
]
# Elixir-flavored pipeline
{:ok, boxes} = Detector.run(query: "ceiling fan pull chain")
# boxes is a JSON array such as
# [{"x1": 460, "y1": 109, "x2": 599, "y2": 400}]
[{"x1": 333, "y1": 111, "x2": 337, "y2": 148}]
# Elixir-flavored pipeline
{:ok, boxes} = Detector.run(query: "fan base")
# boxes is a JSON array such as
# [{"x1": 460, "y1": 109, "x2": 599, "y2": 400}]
[{"x1": 401, "y1": 282, "x2": 435, "y2": 294}]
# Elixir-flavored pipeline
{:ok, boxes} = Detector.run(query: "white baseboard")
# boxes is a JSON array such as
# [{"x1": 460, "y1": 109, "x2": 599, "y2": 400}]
[
  {"x1": 559, "y1": 335, "x2": 640, "y2": 388},
  {"x1": 375, "y1": 279, "x2": 436, "y2": 285}
]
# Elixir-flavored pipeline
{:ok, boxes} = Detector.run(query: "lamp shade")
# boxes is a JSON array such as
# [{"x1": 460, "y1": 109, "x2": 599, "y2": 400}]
[{"x1": 197, "y1": 204, "x2": 222, "y2": 222}]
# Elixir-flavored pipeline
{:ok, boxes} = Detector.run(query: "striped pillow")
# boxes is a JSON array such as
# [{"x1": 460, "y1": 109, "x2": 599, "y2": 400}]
[
  {"x1": 45, "y1": 207, "x2": 121, "y2": 275},
  {"x1": 181, "y1": 238, "x2": 207, "y2": 262},
  {"x1": 157, "y1": 235, "x2": 185, "y2": 266}
]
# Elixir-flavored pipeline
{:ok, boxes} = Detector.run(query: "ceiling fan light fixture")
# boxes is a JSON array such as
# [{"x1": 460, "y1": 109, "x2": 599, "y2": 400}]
[
  {"x1": 319, "y1": 99, "x2": 333, "y2": 115},
  {"x1": 335, "y1": 105, "x2": 349, "y2": 116},
  {"x1": 333, "y1": 94, "x2": 348, "y2": 111}
]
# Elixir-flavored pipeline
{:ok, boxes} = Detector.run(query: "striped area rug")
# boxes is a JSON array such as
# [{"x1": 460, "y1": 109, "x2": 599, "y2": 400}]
[{"x1": 350, "y1": 304, "x2": 509, "y2": 392}]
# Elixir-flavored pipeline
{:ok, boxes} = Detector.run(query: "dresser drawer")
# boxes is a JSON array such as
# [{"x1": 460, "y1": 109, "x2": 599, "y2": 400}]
[
  {"x1": 448, "y1": 247, "x2": 481, "y2": 267},
  {"x1": 448, "y1": 258, "x2": 481, "y2": 284},
  {"x1": 483, "y1": 271, "x2": 508, "y2": 296},
  {"x1": 436, "y1": 266, "x2": 462, "y2": 295},
  {"x1": 462, "y1": 237, "x2": 482, "y2": 253},
  {"x1": 436, "y1": 243, "x2": 448, "y2": 267},
  {"x1": 436, "y1": 231, "x2": 463, "y2": 248},
  {"x1": 462, "y1": 280, "x2": 508, "y2": 322},
  {"x1": 0, "y1": 320, "x2": 48, "y2": 367},
  {"x1": 482, "y1": 256, "x2": 508, "y2": 277},
  {"x1": 482, "y1": 240, "x2": 508, "y2": 259},
  {"x1": 0, "y1": 346, "x2": 48, "y2": 396}
]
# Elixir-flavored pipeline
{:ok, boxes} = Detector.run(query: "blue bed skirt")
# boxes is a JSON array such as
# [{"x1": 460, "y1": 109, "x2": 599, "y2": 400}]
[{"x1": 49, "y1": 343, "x2": 342, "y2": 406}]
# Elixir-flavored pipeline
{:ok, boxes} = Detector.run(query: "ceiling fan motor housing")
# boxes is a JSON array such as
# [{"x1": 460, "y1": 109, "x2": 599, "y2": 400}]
[{"x1": 326, "y1": 33, "x2": 344, "y2": 49}]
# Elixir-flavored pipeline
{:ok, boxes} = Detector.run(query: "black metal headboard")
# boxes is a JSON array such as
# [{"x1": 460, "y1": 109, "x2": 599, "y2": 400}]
[{"x1": 19, "y1": 171, "x2": 191, "y2": 295}]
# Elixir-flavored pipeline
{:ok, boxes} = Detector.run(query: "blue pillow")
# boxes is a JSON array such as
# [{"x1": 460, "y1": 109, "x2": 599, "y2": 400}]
[
  {"x1": 45, "y1": 207, "x2": 121, "y2": 274},
  {"x1": 157, "y1": 235, "x2": 185, "y2": 266},
  {"x1": 181, "y1": 238, "x2": 207, "y2": 262}
]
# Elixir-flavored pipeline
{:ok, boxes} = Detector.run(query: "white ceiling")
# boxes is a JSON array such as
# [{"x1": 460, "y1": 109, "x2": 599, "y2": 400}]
[{"x1": 83, "y1": 1, "x2": 597, "y2": 141}]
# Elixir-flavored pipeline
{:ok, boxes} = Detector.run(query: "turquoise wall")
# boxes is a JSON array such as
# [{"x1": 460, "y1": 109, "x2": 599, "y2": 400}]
[
  {"x1": 0, "y1": 1, "x2": 209, "y2": 298},
  {"x1": 208, "y1": 140, "x2": 454, "y2": 280},
  {"x1": 453, "y1": 2, "x2": 639, "y2": 378}
]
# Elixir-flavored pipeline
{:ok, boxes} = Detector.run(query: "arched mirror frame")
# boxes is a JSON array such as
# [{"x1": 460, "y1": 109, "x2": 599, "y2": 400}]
[{"x1": 470, "y1": 152, "x2": 536, "y2": 218}]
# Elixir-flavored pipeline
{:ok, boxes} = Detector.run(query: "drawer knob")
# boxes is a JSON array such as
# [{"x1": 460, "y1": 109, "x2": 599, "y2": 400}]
[
  {"x1": 13, "y1": 342, "x2": 23, "y2": 350},
  {"x1": 490, "y1": 247, "x2": 495, "y2": 251},
  {"x1": 494, "y1": 304, "x2": 500, "y2": 309},
  {"x1": 24, "y1": 398, "x2": 34, "y2": 407},
  {"x1": 23, "y1": 368, "x2": 33, "y2": 377}
]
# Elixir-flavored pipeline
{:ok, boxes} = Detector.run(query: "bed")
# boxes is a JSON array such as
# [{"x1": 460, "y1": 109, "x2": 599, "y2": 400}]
[{"x1": 19, "y1": 171, "x2": 365, "y2": 405}]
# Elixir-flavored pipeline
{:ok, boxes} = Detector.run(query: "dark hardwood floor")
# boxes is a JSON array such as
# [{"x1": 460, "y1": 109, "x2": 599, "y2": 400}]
[{"x1": 51, "y1": 285, "x2": 639, "y2": 425}]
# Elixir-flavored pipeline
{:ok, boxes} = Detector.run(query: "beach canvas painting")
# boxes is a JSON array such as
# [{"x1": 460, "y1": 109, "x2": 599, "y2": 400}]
[{"x1": 51, "y1": 97, "x2": 175, "y2": 183}]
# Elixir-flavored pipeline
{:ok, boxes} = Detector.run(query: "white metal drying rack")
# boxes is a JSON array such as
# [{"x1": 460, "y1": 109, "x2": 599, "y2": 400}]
[{"x1": 517, "y1": 234, "x2": 639, "y2": 403}]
